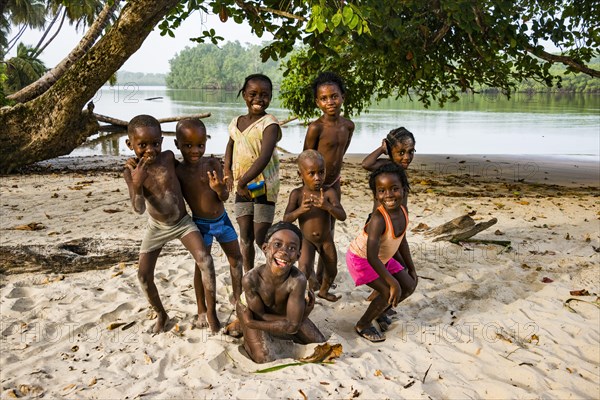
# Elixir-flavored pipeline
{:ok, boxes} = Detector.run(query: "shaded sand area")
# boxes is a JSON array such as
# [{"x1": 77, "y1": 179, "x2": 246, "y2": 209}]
[{"x1": 1, "y1": 154, "x2": 598, "y2": 399}]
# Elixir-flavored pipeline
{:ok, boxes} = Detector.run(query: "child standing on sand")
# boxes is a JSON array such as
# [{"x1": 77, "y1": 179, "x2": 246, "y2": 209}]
[
  {"x1": 283, "y1": 150, "x2": 346, "y2": 301},
  {"x1": 123, "y1": 115, "x2": 220, "y2": 334},
  {"x1": 174, "y1": 119, "x2": 243, "y2": 328},
  {"x1": 346, "y1": 163, "x2": 418, "y2": 342},
  {"x1": 303, "y1": 71, "x2": 355, "y2": 287},
  {"x1": 224, "y1": 74, "x2": 282, "y2": 272}
]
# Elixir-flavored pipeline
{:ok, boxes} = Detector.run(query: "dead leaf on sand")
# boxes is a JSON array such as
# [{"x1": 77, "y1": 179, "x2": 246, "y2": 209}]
[
  {"x1": 11, "y1": 222, "x2": 46, "y2": 231},
  {"x1": 542, "y1": 277, "x2": 554, "y2": 283},
  {"x1": 103, "y1": 208, "x2": 122, "y2": 214},
  {"x1": 569, "y1": 289, "x2": 591, "y2": 296},
  {"x1": 299, "y1": 343, "x2": 343, "y2": 363},
  {"x1": 494, "y1": 229, "x2": 504, "y2": 236},
  {"x1": 411, "y1": 222, "x2": 430, "y2": 233}
]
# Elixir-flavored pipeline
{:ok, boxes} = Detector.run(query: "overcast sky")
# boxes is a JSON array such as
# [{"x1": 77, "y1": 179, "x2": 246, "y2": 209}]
[{"x1": 7, "y1": 11, "x2": 273, "y2": 74}]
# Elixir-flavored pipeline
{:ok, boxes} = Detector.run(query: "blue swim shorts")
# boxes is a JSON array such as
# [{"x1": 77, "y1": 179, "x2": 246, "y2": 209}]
[{"x1": 192, "y1": 212, "x2": 238, "y2": 248}]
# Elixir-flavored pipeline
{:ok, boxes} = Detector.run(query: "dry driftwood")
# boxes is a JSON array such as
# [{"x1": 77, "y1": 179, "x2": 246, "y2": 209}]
[
  {"x1": 0, "y1": 238, "x2": 139, "y2": 275},
  {"x1": 427, "y1": 214, "x2": 509, "y2": 246},
  {"x1": 93, "y1": 112, "x2": 212, "y2": 127}
]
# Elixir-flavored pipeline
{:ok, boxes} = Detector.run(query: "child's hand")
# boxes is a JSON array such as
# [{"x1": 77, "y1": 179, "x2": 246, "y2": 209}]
[
  {"x1": 236, "y1": 181, "x2": 251, "y2": 199},
  {"x1": 224, "y1": 170, "x2": 234, "y2": 192},
  {"x1": 124, "y1": 157, "x2": 148, "y2": 187},
  {"x1": 300, "y1": 192, "x2": 313, "y2": 213},
  {"x1": 207, "y1": 170, "x2": 226, "y2": 192},
  {"x1": 381, "y1": 139, "x2": 388, "y2": 155},
  {"x1": 388, "y1": 279, "x2": 401, "y2": 307},
  {"x1": 311, "y1": 189, "x2": 329, "y2": 210}
]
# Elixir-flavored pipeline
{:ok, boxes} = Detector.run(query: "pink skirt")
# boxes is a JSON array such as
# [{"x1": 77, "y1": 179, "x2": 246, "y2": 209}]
[{"x1": 346, "y1": 251, "x2": 404, "y2": 286}]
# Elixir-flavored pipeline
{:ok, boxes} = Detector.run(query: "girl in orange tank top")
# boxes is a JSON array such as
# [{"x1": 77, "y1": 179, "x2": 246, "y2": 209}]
[{"x1": 346, "y1": 164, "x2": 418, "y2": 343}]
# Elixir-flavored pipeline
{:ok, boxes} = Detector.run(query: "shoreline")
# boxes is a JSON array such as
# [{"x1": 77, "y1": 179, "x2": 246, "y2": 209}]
[{"x1": 22, "y1": 153, "x2": 599, "y2": 188}]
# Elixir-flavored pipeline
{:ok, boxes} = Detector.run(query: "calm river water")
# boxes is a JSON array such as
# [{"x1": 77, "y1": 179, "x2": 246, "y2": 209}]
[{"x1": 74, "y1": 86, "x2": 600, "y2": 159}]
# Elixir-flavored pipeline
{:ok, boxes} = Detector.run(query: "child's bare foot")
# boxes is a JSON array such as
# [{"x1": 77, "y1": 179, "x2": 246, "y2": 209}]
[
  {"x1": 206, "y1": 311, "x2": 221, "y2": 334},
  {"x1": 224, "y1": 319, "x2": 242, "y2": 338},
  {"x1": 152, "y1": 312, "x2": 170, "y2": 334},
  {"x1": 317, "y1": 290, "x2": 341, "y2": 302},
  {"x1": 193, "y1": 313, "x2": 209, "y2": 329}
]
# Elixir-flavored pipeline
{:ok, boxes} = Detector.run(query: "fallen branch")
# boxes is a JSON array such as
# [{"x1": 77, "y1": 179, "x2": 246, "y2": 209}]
[
  {"x1": 93, "y1": 112, "x2": 212, "y2": 127},
  {"x1": 434, "y1": 218, "x2": 498, "y2": 242},
  {"x1": 454, "y1": 238, "x2": 511, "y2": 247}
]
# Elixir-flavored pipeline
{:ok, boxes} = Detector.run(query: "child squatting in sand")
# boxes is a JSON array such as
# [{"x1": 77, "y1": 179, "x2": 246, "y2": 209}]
[
  {"x1": 283, "y1": 150, "x2": 346, "y2": 301},
  {"x1": 346, "y1": 163, "x2": 418, "y2": 342},
  {"x1": 303, "y1": 71, "x2": 354, "y2": 289},
  {"x1": 123, "y1": 114, "x2": 220, "y2": 334},
  {"x1": 174, "y1": 119, "x2": 243, "y2": 329},
  {"x1": 236, "y1": 222, "x2": 325, "y2": 364}
]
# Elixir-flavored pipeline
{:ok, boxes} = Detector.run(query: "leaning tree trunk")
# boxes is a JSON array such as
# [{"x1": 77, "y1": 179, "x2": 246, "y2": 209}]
[
  {"x1": 0, "y1": 0, "x2": 178, "y2": 173},
  {"x1": 7, "y1": 1, "x2": 119, "y2": 104}
]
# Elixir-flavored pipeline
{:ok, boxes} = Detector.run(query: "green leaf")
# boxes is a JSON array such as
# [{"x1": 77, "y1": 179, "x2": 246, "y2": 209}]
[
  {"x1": 332, "y1": 12, "x2": 342, "y2": 27},
  {"x1": 349, "y1": 14, "x2": 359, "y2": 30},
  {"x1": 342, "y1": 6, "x2": 354, "y2": 25}
]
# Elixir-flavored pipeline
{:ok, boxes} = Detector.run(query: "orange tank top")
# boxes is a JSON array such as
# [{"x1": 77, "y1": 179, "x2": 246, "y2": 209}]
[{"x1": 348, "y1": 205, "x2": 409, "y2": 263}]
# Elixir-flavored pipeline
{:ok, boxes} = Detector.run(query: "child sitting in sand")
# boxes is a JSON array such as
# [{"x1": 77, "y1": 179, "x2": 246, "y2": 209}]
[
  {"x1": 346, "y1": 163, "x2": 418, "y2": 342},
  {"x1": 123, "y1": 114, "x2": 220, "y2": 334},
  {"x1": 174, "y1": 119, "x2": 243, "y2": 328},
  {"x1": 283, "y1": 150, "x2": 346, "y2": 301},
  {"x1": 236, "y1": 222, "x2": 325, "y2": 364},
  {"x1": 303, "y1": 71, "x2": 355, "y2": 288}
]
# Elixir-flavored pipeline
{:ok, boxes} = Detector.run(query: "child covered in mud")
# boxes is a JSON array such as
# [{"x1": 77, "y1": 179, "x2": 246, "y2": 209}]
[
  {"x1": 123, "y1": 114, "x2": 220, "y2": 334},
  {"x1": 174, "y1": 119, "x2": 243, "y2": 328},
  {"x1": 236, "y1": 222, "x2": 325, "y2": 363},
  {"x1": 283, "y1": 150, "x2": 346, "y2": 301}
]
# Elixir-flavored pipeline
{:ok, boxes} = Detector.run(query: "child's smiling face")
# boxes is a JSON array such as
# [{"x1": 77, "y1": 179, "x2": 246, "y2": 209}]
[
  {"x1": 374, "y1": 172, "x2": 404, "y2": 211},
  {"x1": 315, "y1": 83, "x2": 344, "y2": 117},
  {"x1": 175, "y1": 126, "x2": 206, "y2": 164},
  {"x1": 242, "y1": 79, "x2": 272, "y2": 116},
  {"x1": 126, "y1": 127, "x2": 163, "y2": 164},
  {"x1": 389, "y1": 139, "x2": 415, "y2": 170},
  {"x1": 263, "y1": 229, "x2": 301, "y2": 277}
]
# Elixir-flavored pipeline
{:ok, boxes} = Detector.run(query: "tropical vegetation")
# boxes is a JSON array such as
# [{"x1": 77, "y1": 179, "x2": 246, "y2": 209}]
[
  {"x1": 166, "y1": 41, "x2": 283, "y2": 90},
  {"x1": 0, "y1": 0, "x2": 597, "y2": 172}
]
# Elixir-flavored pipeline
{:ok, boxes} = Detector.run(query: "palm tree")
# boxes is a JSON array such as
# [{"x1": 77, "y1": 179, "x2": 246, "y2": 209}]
[
  {"x1": 3, "y1": 42, "x2": 47, "y2": 92},
  {"x1": 1, "y1": 0, "x2": 46, "y2": 59}
]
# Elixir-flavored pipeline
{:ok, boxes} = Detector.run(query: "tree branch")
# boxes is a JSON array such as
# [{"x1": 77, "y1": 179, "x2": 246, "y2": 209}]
[{"x1": 524, "y1": 45, "x2": 600, "y2": 78}]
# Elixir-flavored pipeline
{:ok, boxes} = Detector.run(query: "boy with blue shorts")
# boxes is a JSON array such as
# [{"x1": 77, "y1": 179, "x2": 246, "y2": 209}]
[{"x1": 175, "y1": 119, "x2": 243, "y2": 328}]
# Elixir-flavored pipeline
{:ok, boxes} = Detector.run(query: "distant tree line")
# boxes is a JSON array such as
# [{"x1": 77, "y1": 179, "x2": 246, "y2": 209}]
[
  {"x1": 117, "y1": 71, "x2": 166, "y2": 86},
  {"x1": 165, "y1": 41, "x2": 284, "y2": 90}
]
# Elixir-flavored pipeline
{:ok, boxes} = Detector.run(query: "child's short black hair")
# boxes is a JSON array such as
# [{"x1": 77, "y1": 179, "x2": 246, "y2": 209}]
[
  {"x1": 385, "y1": 127, "x2": 416, "y2": 155},
  {"x1": 265, "y1": 221, "x2": 303, "y2": 250},
  {"x1": 368, "y1": 163, "x2": 410, "y2": 195},
  {"x1": 312, "y1": 72, "x2": 346, "y2": 99},
  {"x1": 175, "y1": 119, "x2": 206, "y2": 140},
  {"x1": 128, "y1": 114, "x2": 160, "y2": 138},
  {"x1": 237, "y1": 73, "x2": 273, "y2": 98}
]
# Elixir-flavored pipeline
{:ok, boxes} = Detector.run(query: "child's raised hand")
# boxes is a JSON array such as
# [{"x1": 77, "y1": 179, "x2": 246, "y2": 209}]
[
  {"x1": 124, "y1": 157, "x2": 147, "y2": 186},
  {"x1": 311, "y1": 189, "x2": 329, "y2": 210},
  {"x1": 207, "y1": 170, "x2": 225, "y2": 192},
  {"x1": 381, "y1": 139, "x2": 389, "y2": 155}
]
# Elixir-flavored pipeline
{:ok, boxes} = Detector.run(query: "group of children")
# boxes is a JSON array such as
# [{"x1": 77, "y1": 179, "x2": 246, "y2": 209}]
[{"x1": 123, "y1": 72, "x2": 419, "y2": 361}]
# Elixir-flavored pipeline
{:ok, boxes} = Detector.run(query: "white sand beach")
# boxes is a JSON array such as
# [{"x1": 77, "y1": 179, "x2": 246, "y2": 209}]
[{"x1": 1, "y1": 154, "x2": 598, "y2": 399}]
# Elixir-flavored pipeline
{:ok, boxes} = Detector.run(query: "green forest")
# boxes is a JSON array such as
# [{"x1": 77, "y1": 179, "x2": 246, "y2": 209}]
[
  {"x1": 165, "y1": 41, "x2": 284, "y2": 90},
  {"x1": 117, "y1": 71, "x2": 166, "y2": 86},
  {"x1": 164, "y1": 42, "x2": 599, "y2": 94}
]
